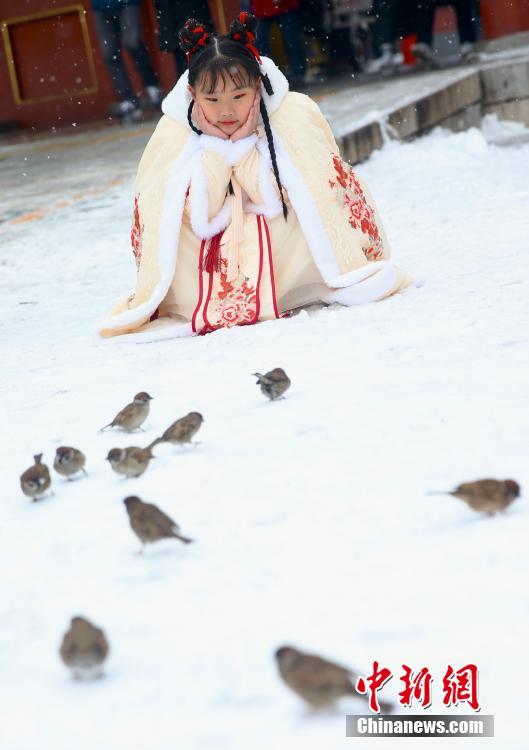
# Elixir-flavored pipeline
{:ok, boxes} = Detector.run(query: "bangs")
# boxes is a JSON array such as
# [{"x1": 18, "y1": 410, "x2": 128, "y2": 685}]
[{"x1": 197, "y1": 61, "x2": 256, "y2": 94}]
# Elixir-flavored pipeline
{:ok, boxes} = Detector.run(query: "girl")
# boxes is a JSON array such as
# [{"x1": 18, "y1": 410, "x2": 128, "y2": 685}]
[{"x1": 99, "y1": 12, "x2": 412, "y2": 340}]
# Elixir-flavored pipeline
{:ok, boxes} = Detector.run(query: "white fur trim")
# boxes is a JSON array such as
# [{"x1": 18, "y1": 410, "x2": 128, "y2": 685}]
[
  {"x1": 189, "y1": 152, "x2": 232, "y2": 239},
  {"x1": 97, "y1": 135, "x2": 201, "y2": 334},
  {"x1": 161, "y1": 56, "x2": 289, "y2": 127},
  {"x1": 322, "y1": 263, "x2": 398, "y2": 304},
  {"x1": 271, "y1": 130, "x2": 341, "y2": 282},
  {"x1": 101, "y1": 318, "x2": 194, "y2": 344},
  {"x1": 245, "y1": 140, "x2": 282, "y2": 218},
  {"x1": 199, "y1": 133, "x2": 258, "y2": 165}
]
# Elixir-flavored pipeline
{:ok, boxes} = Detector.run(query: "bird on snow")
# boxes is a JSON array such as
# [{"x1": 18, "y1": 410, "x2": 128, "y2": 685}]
[
  {"x1": 123, "y1": 496, "x2": 193, "y2": 549},
  {"x1": 106, "y1": 446, "x2": 154, "y2": 478},
  {"x1": 59, "y1": 616, "x2": 109, "y2": 680},
  {"x1": 149, "y1": 411, "x2": 203, "y2": 448},
  {"x1": 429, "y1": 478, "x2": 521, "y2": 515},
  {"x1": 20, "y1": 453, "x2": 52, "y2": 500},
  {"x1": 275, "y1": 645, "x2": 392, "y2": 712},
  {"x1": 53, "y1": 446, "x2": 87, "y2": 480},
  {"x1": 253, "y1": 368, "x2": 291, "y2": 401},
  {"x1": 100, "y1": 391, "x2": 153, "y2": 433}
]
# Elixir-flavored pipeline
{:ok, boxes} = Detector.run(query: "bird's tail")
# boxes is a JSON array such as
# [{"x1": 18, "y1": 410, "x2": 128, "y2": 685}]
[
  {"x1": 252, "y1": 372, "x2": 270, "y2": 385},
  {"x1": 99, "y1": 423, "x2": 113, "y2": 433},
  {"x1": 378, "y1": 699, "x2": 394, "y2": 714},
  {"x1": 346, "y1": 683, "x2": 393, "y2": 714},
  {"x1": 174, "y1": 532, "x2": 193, "y2": 544},
  {"x1": 146, "y1": 437, "x2": 163, "y2": 451}
]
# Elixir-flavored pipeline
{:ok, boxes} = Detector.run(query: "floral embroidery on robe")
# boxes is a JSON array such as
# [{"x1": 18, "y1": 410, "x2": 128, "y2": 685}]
[
  {"x1": 130, "y1": 194, "x2": 144, "y2": 269},
  {"x1": 328, "y1": 154, "x2": 384, "y2": 261},
  {"x1": 207, "y1": 259, "x2": 258, "y2": 329}
]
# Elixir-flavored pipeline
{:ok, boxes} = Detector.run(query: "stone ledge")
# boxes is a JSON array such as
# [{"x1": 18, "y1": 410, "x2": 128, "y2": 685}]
[
  {"x1": 481, "y1": 59, "x2": 529, "y2": 104},
  {"x1": 333, "y1": 57, "x2": 529, "y2": 164},
  {"x1": 337, "y1": 121, "x2": 384, "y2": 165}
]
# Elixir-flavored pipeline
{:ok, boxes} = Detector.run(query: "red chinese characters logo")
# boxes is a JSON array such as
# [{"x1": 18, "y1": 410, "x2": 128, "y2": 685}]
[
  {"x1": 399, "y1": 665, "x2": 433, "y2": 709},
  {"x1": 356, "y1": 661, "x2": 392, "y2": 713},
  {"x1": 355, "y1": 662, "x2": 480, "y2": 713},
  {"x1": 442, "y1": 664, "x2": 480, "y2": 711}
]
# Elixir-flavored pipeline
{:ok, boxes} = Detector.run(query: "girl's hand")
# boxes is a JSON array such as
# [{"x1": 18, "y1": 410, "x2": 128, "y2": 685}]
[
  {"x1": 192, "y1": 102, "x2": 230, "y2": 140},
  {"x1": 230, "y1": 92, "x2": 261, "y2": 143}
]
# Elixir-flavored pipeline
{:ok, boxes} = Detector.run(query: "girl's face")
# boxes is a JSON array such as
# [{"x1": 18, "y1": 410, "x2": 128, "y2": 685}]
[{"x1": 189, "y1": 70, "x2": 260, "y2": 138}]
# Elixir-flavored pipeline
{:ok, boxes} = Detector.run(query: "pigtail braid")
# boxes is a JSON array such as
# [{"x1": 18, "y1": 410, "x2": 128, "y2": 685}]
[
  {"x1": 187, "y1": 101, "x2": 202, "y2": 135},
  {"x1": 260, "y1": 99, "x2": 288, "y2": 221}
]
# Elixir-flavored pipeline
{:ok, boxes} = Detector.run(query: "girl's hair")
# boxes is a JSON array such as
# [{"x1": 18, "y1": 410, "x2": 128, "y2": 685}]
[{"x1": 179, "y1": 13, "x2": 288, "y2": 221}]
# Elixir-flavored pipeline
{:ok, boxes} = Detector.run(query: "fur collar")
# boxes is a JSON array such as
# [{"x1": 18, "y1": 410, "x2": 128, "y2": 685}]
[{"x1": 161, "y1": 56, "x2": 289, "y2": 127}]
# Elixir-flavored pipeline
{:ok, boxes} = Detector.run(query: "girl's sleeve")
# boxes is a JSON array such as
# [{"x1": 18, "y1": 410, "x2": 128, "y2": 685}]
[
  {"x1": 184, "y1": 134, "x2": 261, "y2": 234},
  {"x1": 185, "y1": 149, "x2": 232, "y2": 223},
  {"x1": 232, "y1": 142, "x2": 288, "y2": 212}
]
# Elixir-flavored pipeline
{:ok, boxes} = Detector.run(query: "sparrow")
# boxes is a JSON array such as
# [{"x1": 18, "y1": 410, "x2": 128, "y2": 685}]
[
  {"x1": 253, "y1": 368, "x2": 291, "y2": 401},
  {"x1": 106, "y1": 446, "x2": 154, "y2": 478},
  {"x1": 100, "y1": 391, "x2": 153, "y2": 432},
  {"x1": 20, "y1": 453, "x2": 51, "y2": 500},
  {"x1": 123, "y1": 496, "x2": 193, "y2": 548},
  {"x1": 430, "y1": 478, "x2": 521, "y2": 515},
  {"x1": 149, "y1": 412, "x2": 203, "y2": 448},
  {"x1": 275, "y1": 645, "x2": 392, "y2": 712},
  {"x1": 53, "y1": 446, "x2": 87, "y2": 480},
  {"x1": 59, "y1": 616, "x2": 109, "y2": 680}
]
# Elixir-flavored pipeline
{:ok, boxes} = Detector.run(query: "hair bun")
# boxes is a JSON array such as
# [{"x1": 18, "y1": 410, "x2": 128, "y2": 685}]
[
  {"x1": 179, "y1": 18, "x2": 210, "y2": 59},
  {"x1": 229, "y1": 12, "x2": 261, "y2": 62}
]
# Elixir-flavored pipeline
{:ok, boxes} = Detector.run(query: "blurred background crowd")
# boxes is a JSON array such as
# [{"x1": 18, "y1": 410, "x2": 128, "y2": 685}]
[
  {"x1": 92, "y1": 0, "x2": 484, "y2": 119},
  {"x1": 1, "y1": 0, "x2": 528, "y2": 130}
]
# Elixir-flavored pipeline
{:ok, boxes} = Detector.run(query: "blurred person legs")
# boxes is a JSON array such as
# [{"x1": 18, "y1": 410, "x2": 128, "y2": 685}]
[
  {"x1": 93, "y1": 3, "x2": 160, "y2": 119},
  {"x1": 326, "y1": 1, "x2": 362, "y2": 74},
  {"x1": 366, "y1": 0, "x2": 403, "y2": 73},
  {"x1": 154, "y1": 0, "x2": 214, "y2": 80},
  {"x1": 299, "y1": 0, "x2": 328, "y2": 74},
  {"x1": 121, "y1": 5, "x2": 162, "y2": 108},
  {"x1": 413, "y1": 0, "x2": 478, "y2": 65},
  {"x1": 253, "y1": 2, "x2": 306, "y2": 85}
]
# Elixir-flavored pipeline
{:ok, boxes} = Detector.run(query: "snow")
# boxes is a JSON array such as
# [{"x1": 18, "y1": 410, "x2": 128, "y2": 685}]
[
  {"x1": 316, "y1": 65, "x2": 476, "y2": 136},
  {"x1": 1, "y1": 119, "x2": 529, "y2": 750}
]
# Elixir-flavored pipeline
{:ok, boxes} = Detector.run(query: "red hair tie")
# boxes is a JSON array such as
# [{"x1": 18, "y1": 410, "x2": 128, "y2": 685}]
[
  {"x1": 184, "y1": 22, "x2": 210, "y2": 63},
  {"x1": 231, "y1": 12, "x2": 262, "y2": 64}
]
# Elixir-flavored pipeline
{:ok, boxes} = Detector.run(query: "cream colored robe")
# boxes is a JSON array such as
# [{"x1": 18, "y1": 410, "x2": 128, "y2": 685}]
[{"x1": 98, "y1": 57, "x2": 412, "y2": 340}]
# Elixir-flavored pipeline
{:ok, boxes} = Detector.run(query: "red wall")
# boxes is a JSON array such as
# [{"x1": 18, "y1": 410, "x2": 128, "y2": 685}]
[
  {"x1": 3, "y1": 0, "x2": 529, "y2": 130},
  {"x1": 0, "y1": 0, "x2": 239, "y2": 130},
  {"x1": 480, "y1": 0, "x2": 529, "y2": 39}
]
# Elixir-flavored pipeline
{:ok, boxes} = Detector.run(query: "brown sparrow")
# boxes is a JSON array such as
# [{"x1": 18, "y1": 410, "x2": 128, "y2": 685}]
[
  {"x1": 431, "y1": 478, "x2": 521, "y2": 515},
  {"x1": 253, "y1": 368, "x2": 291, "y2": 400},
  {"x1": 54, "y1": 446, "x2": 87, "y2": 480},
  {"x1": 100, "y1": 391, "x2": 153, "y2": 432},
  {"x1": 123, "y1": 496, "x2": 193, "y2": 548},
  {"x1": 275, "y1": 645, "x2": 392, "y2": 712},
  {"x1": 149, "y1": 412, "x2": 203, "y2": 448},
  {"x1": 106, "y1": 446, "x2": 154, "y2": 478},
  {"x1": 20, "y1": 453, "x2": 51, "y2": 500},
  {"x1": 59, "y1": 616, "x2": 109, "y2": 680}
]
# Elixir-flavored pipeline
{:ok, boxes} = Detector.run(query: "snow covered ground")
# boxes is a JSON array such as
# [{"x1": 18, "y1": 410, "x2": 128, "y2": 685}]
[{"x1": 1, "y1": 116, "x2": 528, "y2": 749}]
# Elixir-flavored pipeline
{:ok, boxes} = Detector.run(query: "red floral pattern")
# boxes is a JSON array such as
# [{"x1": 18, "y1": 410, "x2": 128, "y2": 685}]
[
  {"x1": 131, "y1": 194, "x2": 143, "y2": 269},
  {"x1": 328, "y1": 154, "x2": 384, "y2": 261},
  {"x1": 207, "y1": 258, "x2": 258, "y2": 329}
]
